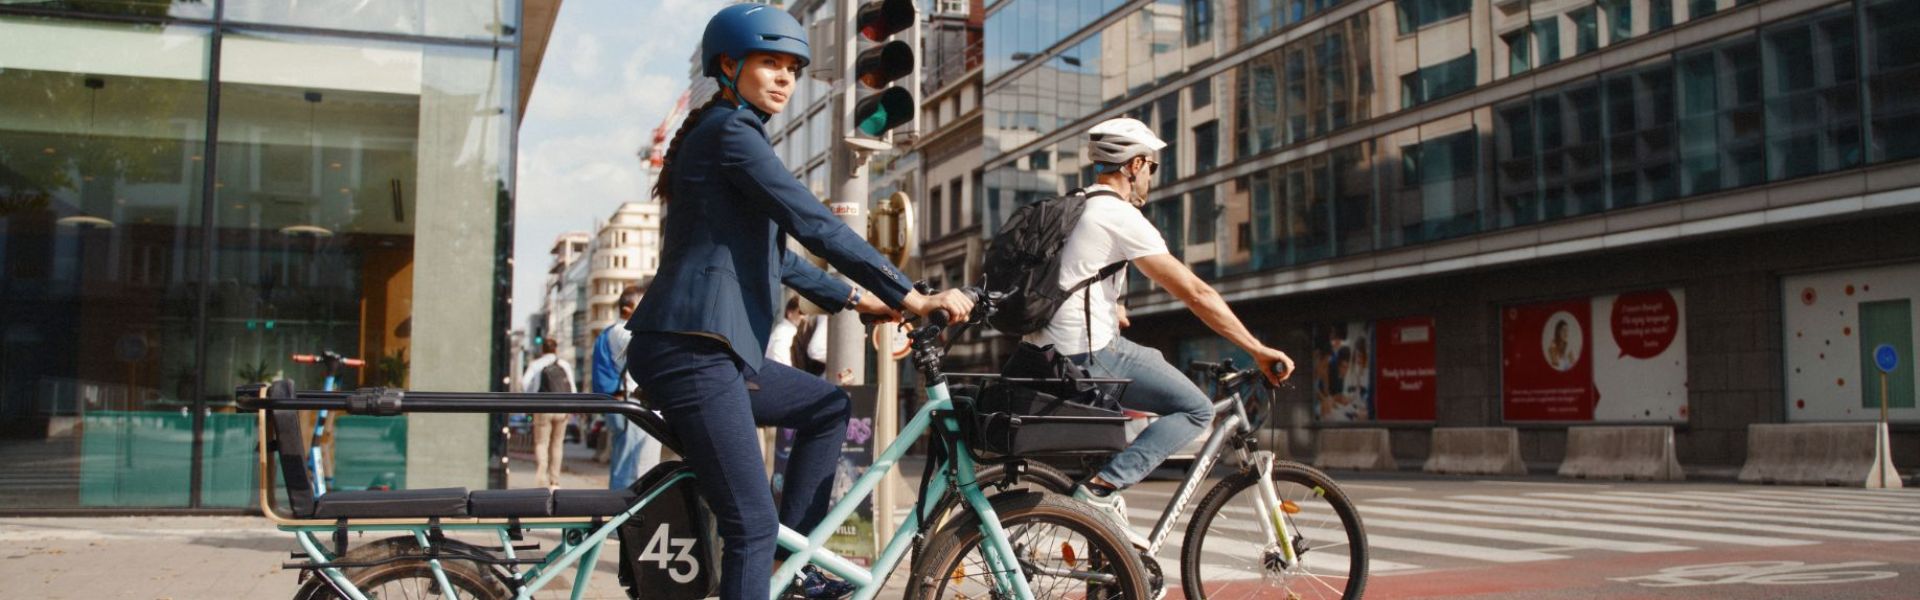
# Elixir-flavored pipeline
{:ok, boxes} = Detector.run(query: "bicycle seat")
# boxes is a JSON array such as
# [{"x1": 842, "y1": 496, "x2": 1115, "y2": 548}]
[{"x1": 313, "y1": 487, "x2": 470, "y2": 519}]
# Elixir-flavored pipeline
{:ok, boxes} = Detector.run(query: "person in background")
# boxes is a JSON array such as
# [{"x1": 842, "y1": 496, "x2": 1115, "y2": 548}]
[
  {"x1": 519, "y1": 338, "x2": 575, "y2": 489},
  {"x1": 598, "y1": 285, "x2": 659, "y2": 490}
]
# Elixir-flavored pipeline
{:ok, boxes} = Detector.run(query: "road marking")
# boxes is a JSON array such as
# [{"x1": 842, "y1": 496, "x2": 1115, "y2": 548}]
[
  {"x1": 1472, "y1": 480, "x2": 1613, "y2": 489},
  {"x1": 1566, "y1": 492, "x2": 1920, "y2": 523},
  {"x1": 1358, "y1": 502, "x2": 1814, "y2": 547},
  {"x1": 1382, "y1": 496, "x2": 1904, "y2": 542},
  {"x1": 1451, "y1": 496, "x2": 1920, "y2": 538},
  {"x1": 1174, "y1": 505, "x2": 1566, "y2": 562},
  {"x1": 1514, "y1": 492, "x2": 1920, "y2": 533},
  {"x1": 1610, "y1": 560, "x2": 1899, "y2": 587},
  {"x1": 1617, "y1": 491, "x2": 1920, "y2": 515}
]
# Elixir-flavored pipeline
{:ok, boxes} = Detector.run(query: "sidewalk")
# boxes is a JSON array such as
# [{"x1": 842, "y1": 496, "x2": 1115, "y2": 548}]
[{"x1": 0, "y1": 441, "x2": 627, "y2": 600}]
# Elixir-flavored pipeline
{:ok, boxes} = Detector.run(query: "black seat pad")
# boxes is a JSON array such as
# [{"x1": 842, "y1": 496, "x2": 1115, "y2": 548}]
[
  {"x1": 469, "y1": 488, "x2": 553, "y2": 518},
  {"x1": 313, "y1": 487, "x2": 470, "y2": 519},
  {"x1": 552, "y1": 489, "x2": 637, "y2": 517}
]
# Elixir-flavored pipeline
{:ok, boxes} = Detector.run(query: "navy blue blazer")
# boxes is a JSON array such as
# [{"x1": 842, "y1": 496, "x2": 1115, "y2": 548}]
[{"x1": 626, "y1": 105, "x2": 912, "y2": 370}]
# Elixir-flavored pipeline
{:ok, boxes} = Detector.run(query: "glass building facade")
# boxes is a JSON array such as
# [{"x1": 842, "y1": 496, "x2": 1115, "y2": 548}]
[
  {"x1": 982, "y1": 0, "x2": 1919, "y2": 281},
  {"x1": 0, "y1": 1, "x2": 520, "y2": 511}
]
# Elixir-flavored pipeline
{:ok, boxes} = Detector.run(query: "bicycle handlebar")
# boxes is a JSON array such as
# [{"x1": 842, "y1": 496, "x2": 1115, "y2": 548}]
[{"x1": 291, "y1": 353, "x2": 365, "y2": 368}]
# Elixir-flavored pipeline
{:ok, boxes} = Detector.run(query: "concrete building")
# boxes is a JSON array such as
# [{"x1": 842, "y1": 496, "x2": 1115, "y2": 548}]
[
  {"x1": 580, "y1": 201, "x2": 662, "y2": 390},
  {"x1": 543, "y1": 231, "x2": 592, "y2": 385},
  {"x1": 975, "y1": 0, "x2": 1920, "y2": 470}
]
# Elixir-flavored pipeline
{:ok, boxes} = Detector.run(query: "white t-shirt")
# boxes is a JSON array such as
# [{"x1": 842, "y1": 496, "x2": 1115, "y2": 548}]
[{"x1": 1024, "y1": 185, "x2": 1170, "y2": 354}]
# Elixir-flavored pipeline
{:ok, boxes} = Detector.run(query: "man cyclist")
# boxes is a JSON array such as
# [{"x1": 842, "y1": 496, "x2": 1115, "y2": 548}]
[{"x1": 1035, "y1": 117, "x2": 1297, "y2": 545}]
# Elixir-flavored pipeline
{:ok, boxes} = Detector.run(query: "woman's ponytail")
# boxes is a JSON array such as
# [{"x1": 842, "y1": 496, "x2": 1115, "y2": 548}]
[{"x1": 652, "y1": 91, "x2": 728, "y2": 204}]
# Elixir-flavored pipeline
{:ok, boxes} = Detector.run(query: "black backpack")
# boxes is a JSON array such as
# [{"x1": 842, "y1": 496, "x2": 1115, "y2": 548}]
[
  {"x1": 540, "y1": 361, "x2": 571, "y2": 393},
  {"x1": 983, "y1": 188, "x2": 1130, "y2": 336}
]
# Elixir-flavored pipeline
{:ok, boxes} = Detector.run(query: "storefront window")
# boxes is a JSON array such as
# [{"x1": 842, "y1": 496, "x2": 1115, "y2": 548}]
[
  {"x1": 227, "y1": 0, "x2": 518, "y2": 40},
  {"x1": 0, "y1": 16, "x2": 210, "y2": 509}
]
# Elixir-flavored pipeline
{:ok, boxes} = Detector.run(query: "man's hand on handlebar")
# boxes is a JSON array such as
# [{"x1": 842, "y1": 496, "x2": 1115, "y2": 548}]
[
  {"x1": 903, "y1": 288, "x2": 977, "y2": 325},
  {"x1": 1252, "y1": 346, "x2": 1295, "y2": 387}
]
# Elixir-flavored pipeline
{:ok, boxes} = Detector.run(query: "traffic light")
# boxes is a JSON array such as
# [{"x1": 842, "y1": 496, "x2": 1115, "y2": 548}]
[{"x1": 850, "y1": 0, "x2": 916, "y2": 137}]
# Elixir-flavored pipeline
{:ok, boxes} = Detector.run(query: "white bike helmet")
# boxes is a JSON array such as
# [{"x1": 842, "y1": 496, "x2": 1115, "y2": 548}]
[{"x1": 1087, "y1": 117, "x2": 1167, "y2": 166}]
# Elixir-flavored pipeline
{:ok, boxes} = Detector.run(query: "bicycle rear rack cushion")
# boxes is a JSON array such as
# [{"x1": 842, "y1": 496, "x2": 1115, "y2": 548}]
[
  {"x1": 469, "y1": 488, "x2": 555, "y2": 518},
  {"x1": 313, "y1": 488, "x2": 471, "y2": 519},
  {"x1": 552, "y1": 489, "x2": 639, "y2": 517}
]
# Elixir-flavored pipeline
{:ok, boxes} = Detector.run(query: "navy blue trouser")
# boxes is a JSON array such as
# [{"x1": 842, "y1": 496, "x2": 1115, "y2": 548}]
[{"x1": 627, "y1": 332, "x2": 850, "y2": 600}]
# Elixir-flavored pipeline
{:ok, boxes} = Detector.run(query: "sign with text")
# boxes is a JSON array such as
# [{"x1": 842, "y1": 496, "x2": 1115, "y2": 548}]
[
  {"x1": 1502, "y1": 289, "x2": 1688, "y2": 422},
  {"x1": 1312, "y1": 316, "x2": 1437, "y2": 422}
]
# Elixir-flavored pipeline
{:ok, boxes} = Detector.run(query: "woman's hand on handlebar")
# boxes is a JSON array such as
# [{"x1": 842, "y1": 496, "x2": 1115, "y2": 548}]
[
  {"x1": 852, "y1": 288, "x2": 902, "y2": 322},
  {"x1": 902, "y1": 288, "x2": 976, "y2": 325},
  {"x1": 1252, "y1": 346, "x2": 1296, "y2": 387}
]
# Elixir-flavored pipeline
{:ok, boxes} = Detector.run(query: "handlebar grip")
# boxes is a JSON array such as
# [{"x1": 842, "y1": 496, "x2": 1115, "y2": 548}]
[
  {"x1": 291, "y1": 354, "x2": 319, "y2": 363},
  {"x1": 341, "y1": 358, "x2": 367, "y2": 367},
  {"x1": 1188, "y1": 360, "x2": 1221, "y2": 373}
]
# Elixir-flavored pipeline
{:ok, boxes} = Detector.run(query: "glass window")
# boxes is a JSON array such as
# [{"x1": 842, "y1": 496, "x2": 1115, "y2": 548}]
[
  {"x1": 1194, "y1": 120, "x2": 1220, "y2": 172},
  {"x1": 1186, "y1": 0, "x2": 1214, "y2": 47},
  {"x1": 1651, "y1": 0, "x2": 1674, "y2": 31},
  {"x1": 1331, "y1": 141, "x2": 1375, "y2": 255},
  {"x1": 1249, "y1": 169, "x2": 1282, "y2": 269},
  {"x1": 1243, "y1": 0, "x2": 1279, "y2": 43},
  {"x1": 948, "y1": 177, "x2": 965, "y2": 235},
  {"x1": 0, "y1": 17, "x2": 210, "y2": 509},
  {"x1": 1396, "y1": 0, "x2": 1470, "y2": 34},
  {"x1": 1865, "y1": 0, "x2": 1920, "y2": 163},
  {"x1": 1572, "y1": 7, "x2": 1600, "y2": 56},
  {"x1": 1159, "y1": 95, "x2": 1180, "y2": 184},
  {"x1": 1189, "y1": 186, "x2": 1218, "y2": 244},
  {"x1": 1604, "y1": 0, "x2": 1633, "y2": 44},
  {"x1": 1602, "y1": 62, "x2": 1677, "y2": 209},
  {"x1": 1384, "y1": 126, "x2": 1480, "y2": 247},
  {"x1": 1536, "y1": 18, "x2": 1562, "y2": 67},
  {"x1": 1505, "y1": 29, "x2": 1532, "y2": 77},
  {"x1": 1687, "y1": 0, "x2": 1716, "y2": 22},
  {"x1": 1539, "y1": 82, "x2": 1607, "y2": 220},
  {"x1": 1283, "y1": 156, "x2": 1332, "y2": 263},
  {"x1": 1029, "y1": 149, "x2": 1051, "y2": 171},
  {"x1": 1191, "y1": 76, "x2": 1213, "y2": 109},
  {"x1": 1237, "y1": 54, "x2": 1282, "y2": 156},
  {"x1": 1762, "y1": 8, "x2": 1862, "y2": 181},
  {"x1": 1400, "y1": 52, "x2": 1475, "y2": 108},
  {"x1": 1677, "y1": 37, "x2": 1764, "y2": 196},
  {"x1": 227, "y1": 0, "x2": 518, "y2": 40},
  {"x1": 1151, "y1": 196, "x2": 1185, "y2": 259},
  {"x1": 929, "y1": 185, "x2": 944, "y2": 236},
  {"x1": 1285, "y1": 41, "x2": 1311, "y2": 143},
  {"x1": 1496, "y1": 99, "x2": 1540, "y2": 228}
]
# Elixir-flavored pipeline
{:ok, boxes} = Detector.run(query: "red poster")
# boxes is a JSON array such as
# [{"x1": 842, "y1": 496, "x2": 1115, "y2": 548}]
[
  {"x1": 1375, "y1": 316, "x2": 1437, "y2": 421},
  {"x1": 1503, "y1": 299, "x2": 1598, "y2": 421}
]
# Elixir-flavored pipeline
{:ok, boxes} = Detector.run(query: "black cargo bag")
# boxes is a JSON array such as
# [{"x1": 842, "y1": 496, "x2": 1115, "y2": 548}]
[
  {"x1": 617, "y1": 463, "x2": 718, "y2": 600},
  {"x1": 964, "y1": 382, "x2": 1128, "y2": 456}
]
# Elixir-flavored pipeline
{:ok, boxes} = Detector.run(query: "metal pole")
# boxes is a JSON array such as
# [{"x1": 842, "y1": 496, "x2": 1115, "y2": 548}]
[
  {"x1": 873, "y1": 326, "x2": 899, "y2": 542},
  {"x1": 826, "y1": 0, "x2": 868, "y2": 387}
]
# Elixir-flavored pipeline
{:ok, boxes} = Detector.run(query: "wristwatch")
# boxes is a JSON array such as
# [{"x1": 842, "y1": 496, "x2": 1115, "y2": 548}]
[{"x1": 847, "y1": 287, "x2": 863, "y2": 310}]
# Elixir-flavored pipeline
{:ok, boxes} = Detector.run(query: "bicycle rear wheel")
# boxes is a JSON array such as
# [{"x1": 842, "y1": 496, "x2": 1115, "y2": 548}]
[
  {"x1": 291, "y1": 536, "x2": 508, "y2": 600},
  {"x1": 1180, "y1": 462, "x2": 1367, "y2": 599},
  {"x1": 908, "y1": 491, "x2": 1151, "y2": 600}
]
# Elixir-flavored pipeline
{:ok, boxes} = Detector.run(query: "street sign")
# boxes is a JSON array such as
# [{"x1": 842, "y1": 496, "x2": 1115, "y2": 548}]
[
  {"x1": 1874, "y1": 344, "x2": 1898, "y2": 374},
  {"x1": 872, "y1": 322, "x2": 911, "y2": 360}
]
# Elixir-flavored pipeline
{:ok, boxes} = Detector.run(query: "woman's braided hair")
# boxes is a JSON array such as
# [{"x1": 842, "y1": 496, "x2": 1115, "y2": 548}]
[{"x1": 652, "y1": 91, "x2": 728, "y2": 204}]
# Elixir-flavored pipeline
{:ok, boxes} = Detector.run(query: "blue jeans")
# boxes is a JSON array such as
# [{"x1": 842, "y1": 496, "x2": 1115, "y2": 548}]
[
  {"x1": 627, "y1": 332, "x2": 851, "y2": 600},
  {"x1": 1072, "y1": 336, "x2": 1213, "y2": 488}
]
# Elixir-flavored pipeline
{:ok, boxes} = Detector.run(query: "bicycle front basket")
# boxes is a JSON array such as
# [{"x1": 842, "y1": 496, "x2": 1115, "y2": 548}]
[{"x1": 964, "y1": 381, "x2": 1128, "y2": 456}]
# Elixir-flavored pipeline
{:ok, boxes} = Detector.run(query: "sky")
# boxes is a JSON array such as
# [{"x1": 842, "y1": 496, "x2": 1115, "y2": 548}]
[{"x1": 512, "y1": 0, "x2": 730, "y2": 330}]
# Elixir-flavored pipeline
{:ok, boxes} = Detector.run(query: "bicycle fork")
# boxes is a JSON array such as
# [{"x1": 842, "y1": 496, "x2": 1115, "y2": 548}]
[{"x1": 1245, "y1": 451, "x2": 1300, "y2": 569}]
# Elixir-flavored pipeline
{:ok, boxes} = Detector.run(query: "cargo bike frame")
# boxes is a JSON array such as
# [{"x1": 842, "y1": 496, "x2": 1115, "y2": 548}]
[{"x1": 240, "y1": 288, "x2": 1149, "y2": 600}]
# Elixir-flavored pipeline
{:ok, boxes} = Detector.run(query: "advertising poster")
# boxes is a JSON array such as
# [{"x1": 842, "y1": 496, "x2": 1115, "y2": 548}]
[
  {"x1": 1374, "y1": 316, "x2": 1438, "y2": 421},
  {"x1": 1312, "y1": 321, "x2": 1374, "y2": 422},
  {"x1": 1783, "y1": 262, "x2": 1920, "y2": 422},
  {"x1": 1310, "y1": 317, "x2": 1437, "y2": 422},
  {"x1": 1502, "y1": 289, "x2": 1687, "y2": 422},
  {"x1": 771, "y1": 386, "x2": 878, "y2": 564}
]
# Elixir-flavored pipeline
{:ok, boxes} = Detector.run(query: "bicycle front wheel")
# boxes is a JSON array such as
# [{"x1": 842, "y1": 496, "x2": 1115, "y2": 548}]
[
  {"x1": 1180, "y1": 461, "x2": 1367, "y2": 599},
  {"x1": 909, "y1": 491, "x2": 1151, "y2": 600}
]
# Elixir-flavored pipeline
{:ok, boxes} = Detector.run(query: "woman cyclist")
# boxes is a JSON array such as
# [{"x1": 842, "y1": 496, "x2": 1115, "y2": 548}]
[{"x1": 624, "y1": 5, "x2": 973, "y2": 599}]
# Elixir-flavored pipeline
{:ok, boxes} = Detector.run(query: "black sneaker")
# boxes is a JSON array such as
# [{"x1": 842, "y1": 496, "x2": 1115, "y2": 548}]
[{"x1": 786, "y1": 565, "x2": 856, "y2": 599}]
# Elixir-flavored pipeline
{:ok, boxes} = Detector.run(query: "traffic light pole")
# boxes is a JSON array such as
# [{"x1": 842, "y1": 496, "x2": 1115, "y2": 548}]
[{"x1": 824, "y1": 0, "x2": 870, "y2": 389}]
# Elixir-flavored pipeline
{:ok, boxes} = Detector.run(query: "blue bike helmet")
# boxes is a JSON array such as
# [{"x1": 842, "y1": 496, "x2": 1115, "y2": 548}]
[{"x1": 701, "y1": 4, "x2": 810, "y2": 78}]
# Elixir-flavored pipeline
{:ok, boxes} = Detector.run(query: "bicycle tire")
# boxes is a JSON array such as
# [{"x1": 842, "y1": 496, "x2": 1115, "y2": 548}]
[
  {"x1": 906, "y1": 491, "x2": 1152, "y2": 600},
  {"x1": 1180, "y1": 461, "x2": 1367, "y2": 600},
  {"x1": 290, "y1": 535, "x2": 509, "y2": 600}
]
